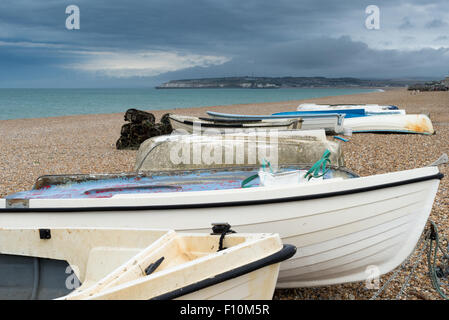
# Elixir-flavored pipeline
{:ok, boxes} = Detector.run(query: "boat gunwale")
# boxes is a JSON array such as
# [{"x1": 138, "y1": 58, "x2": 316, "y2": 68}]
[
  {"x1": 31, "y1": 164, "x2": 358, "y2": 189},
  {"x1": 351, "y1": 129, "x2": 434, "y2": 135},
  {"x1": 151, "y1": 244, "x2": 296, "y2": 300},
  {"x1": 206, "y1": 110, "x2": 345, "y2": 120},
  {"x1": 0, "y1": 171, "x2": 443, "y2": 213},
  {"x1": 206, "y1": 111, "x2": 346, "y2": 127}
]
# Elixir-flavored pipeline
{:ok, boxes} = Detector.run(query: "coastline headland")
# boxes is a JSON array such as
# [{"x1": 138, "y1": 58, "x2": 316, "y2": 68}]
[{"x1": 156, "y1": 76, "x2": 412, "y2": 89}]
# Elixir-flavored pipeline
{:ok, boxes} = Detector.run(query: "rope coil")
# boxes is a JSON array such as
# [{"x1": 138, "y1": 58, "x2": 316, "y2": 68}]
[{"x1": 427, "y1": 221, "x2": 449, "y2": 300}]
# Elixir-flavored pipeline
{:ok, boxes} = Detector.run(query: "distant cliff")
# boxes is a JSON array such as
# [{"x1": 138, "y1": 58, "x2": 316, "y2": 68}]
[{"x1": 156, "y1": 76, "x2": 412, "y2": 89}]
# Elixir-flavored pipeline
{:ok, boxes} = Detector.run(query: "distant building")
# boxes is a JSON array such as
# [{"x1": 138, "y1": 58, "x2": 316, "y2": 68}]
[{"x1": 408, "y1": 74, "x2": 449, "y2": 91}]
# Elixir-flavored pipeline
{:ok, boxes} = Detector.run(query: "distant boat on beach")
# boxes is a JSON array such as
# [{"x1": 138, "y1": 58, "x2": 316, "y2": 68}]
[
  {"x1": 206, "y1": 111, "x2": 345, "y2": 134},
  {"x1": 296, "y1": 103, "x2": 404, "y2": 115},
  {"x1": 343, "y1": 114, "x2": 435, "y2": 135},
  {"x1": 168, "y1": 114, "x2": 303, "y2": 133}
]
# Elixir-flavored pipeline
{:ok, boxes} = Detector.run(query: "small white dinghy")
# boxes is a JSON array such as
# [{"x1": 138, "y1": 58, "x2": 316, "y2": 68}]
[
  {"x1": 0, "y1": 161, "x2": 443, "y2": 288},
  {"x1": 168, "y1": 114, "x2": 302, "y2": 133},
  {"x1": 344, "y1": 114, "x2": 435, "y2": 135},
  {"x1": 297, "y1": 103, "x2": 406, "y2": 115},
  {"x1": 0, "y1": 225, "x2": 295, "y2": 300}
]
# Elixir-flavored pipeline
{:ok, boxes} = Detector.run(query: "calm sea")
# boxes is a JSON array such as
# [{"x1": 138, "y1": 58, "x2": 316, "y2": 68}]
[{"x1": 0, "y1": 88, "x2": 376, "y2": 120}]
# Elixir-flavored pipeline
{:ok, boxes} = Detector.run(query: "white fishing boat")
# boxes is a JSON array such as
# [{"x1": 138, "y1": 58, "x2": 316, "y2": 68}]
[
  {"x1": 206, "y1": 111, "x2": 345, "y2": 134},
  {"x1": 343, "y1": 114, "x2": 435, "y2": 135},
  {"x1": 297, "y1": 103, "x2": 406, "y2": 116},
  {"x1": 168, "y1": 114, "x2": 302, "y2": 133},
  {"x1": 0, "y1": 226, "x2": 294, "y2": 300},
  {"x1": 134, "y1": 130, "x2": 346, "y2": 171},
  {"x1": 0, "y1": 161, "x2": 443, "y2": 288}
]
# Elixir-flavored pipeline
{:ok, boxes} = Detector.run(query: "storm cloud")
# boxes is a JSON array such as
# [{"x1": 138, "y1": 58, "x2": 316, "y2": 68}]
[{"x1": 0, "y1": 0, "x2": 448, "y2": 87}]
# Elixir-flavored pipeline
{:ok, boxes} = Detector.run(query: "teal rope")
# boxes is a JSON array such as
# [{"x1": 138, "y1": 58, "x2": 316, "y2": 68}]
[
  {"x1": 304, "y1": 149, "x2": 331, "y2": 181},
  {"x1": 427, "y1": 221, "x2": 449, "y2": 300},
  {"x1": 241, "y1": 174, "x2": 259, "y2": 188},
  {"x1": 261, "y1": 159, "x2": 274, "y2": 173}
]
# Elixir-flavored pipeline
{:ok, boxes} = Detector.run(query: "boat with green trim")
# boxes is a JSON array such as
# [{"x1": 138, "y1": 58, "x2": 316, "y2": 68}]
[{"x1": 0, "y1": 159, "x2": 442, "y2": 288}]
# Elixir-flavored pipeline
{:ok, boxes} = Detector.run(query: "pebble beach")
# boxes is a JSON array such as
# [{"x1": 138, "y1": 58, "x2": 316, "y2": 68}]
[{"x1": 0, "y1": 87, "x2": 448, "y2": 300}]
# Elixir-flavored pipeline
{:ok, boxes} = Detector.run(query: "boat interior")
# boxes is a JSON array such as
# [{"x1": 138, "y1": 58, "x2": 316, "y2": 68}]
[
  {"x1": 0, "y1": 227, "x2": 284, "y2": 300},
  {"x1": 4, "y1": 165, "x2": 359, "y2": 200}
]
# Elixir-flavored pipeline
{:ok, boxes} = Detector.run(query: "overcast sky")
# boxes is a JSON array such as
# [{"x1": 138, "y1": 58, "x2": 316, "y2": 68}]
[{"x1": 1, "y1": 0, "x2": 449, "y2": 87}]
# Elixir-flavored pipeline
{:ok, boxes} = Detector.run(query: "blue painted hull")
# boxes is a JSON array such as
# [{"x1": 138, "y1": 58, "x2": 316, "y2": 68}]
[
  {"x1": 273, "y1": 109, "x2": 366, "y2": 118},
  {"x1": 206, "y1": 111, "x2": 343, "y2": 120}
]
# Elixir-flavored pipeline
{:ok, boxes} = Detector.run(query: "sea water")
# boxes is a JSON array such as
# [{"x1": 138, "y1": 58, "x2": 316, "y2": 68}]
[{"x1": 0, "y1": 88, "x2": 375, "y2": 120}]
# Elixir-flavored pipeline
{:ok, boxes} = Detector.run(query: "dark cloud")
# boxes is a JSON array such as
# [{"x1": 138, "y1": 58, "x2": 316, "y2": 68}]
[
  {"x1": 434, "y1": 35, "x2": 449, "y2": 42},
  {"x1": 425, "y1": 19, "x2": 448, "y2": 28},
  {"x1": 0, "y1": 0, "x2": 449, "y2": 87},
  {"x1": 158, "y1": 36, "x2": 449, "y2": 79},
  {"x1": 398, "y1": 17, "x2": 414, "y2": 29}
]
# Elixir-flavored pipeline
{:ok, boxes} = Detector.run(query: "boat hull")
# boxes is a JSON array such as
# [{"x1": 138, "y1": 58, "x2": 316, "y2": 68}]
[
  {"x1": 0, "y1": 229, "x2": 293, "y2": 300},
  {"x1": 0, "y1": 254, "x2": 280, "y2": 300},
  {"x1": 297, "y1": 104, "x2": 403, "y2": 115},
  {"x1": 274, "y1": 109, "x2": 366, "y2": 119},
  {"x1": 344, "y1": 114, "x2": 435, "y2": 135},
  {"x1": 0, "y1": 167, "x2": 442, "y2": 288},
  {"x1": 169, "y1": 114, "x2": 302, "y2": 133},
  {"x1": 206, "y1": 111, "x2": 345, "y2": 134},
  {"x1": 177, "y1": 265, "x2": 280, "y2": 300}
]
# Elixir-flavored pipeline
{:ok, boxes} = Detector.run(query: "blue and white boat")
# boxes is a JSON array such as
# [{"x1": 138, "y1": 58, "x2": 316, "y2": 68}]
[
  {"x1": 297, "y1": 103, "x2": 406, "y2": 116},
  {"x1": 273, "y1": 109, "x2": 366, "y2": 118},
  {"x1": 207, "y1": 105, "x2": 429, "y2": 134}
]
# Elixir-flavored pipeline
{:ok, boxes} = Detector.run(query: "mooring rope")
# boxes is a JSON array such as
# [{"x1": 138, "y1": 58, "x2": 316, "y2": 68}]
[{"x1": 427, "y1": 221, "x2": 449, "y2": 300}]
